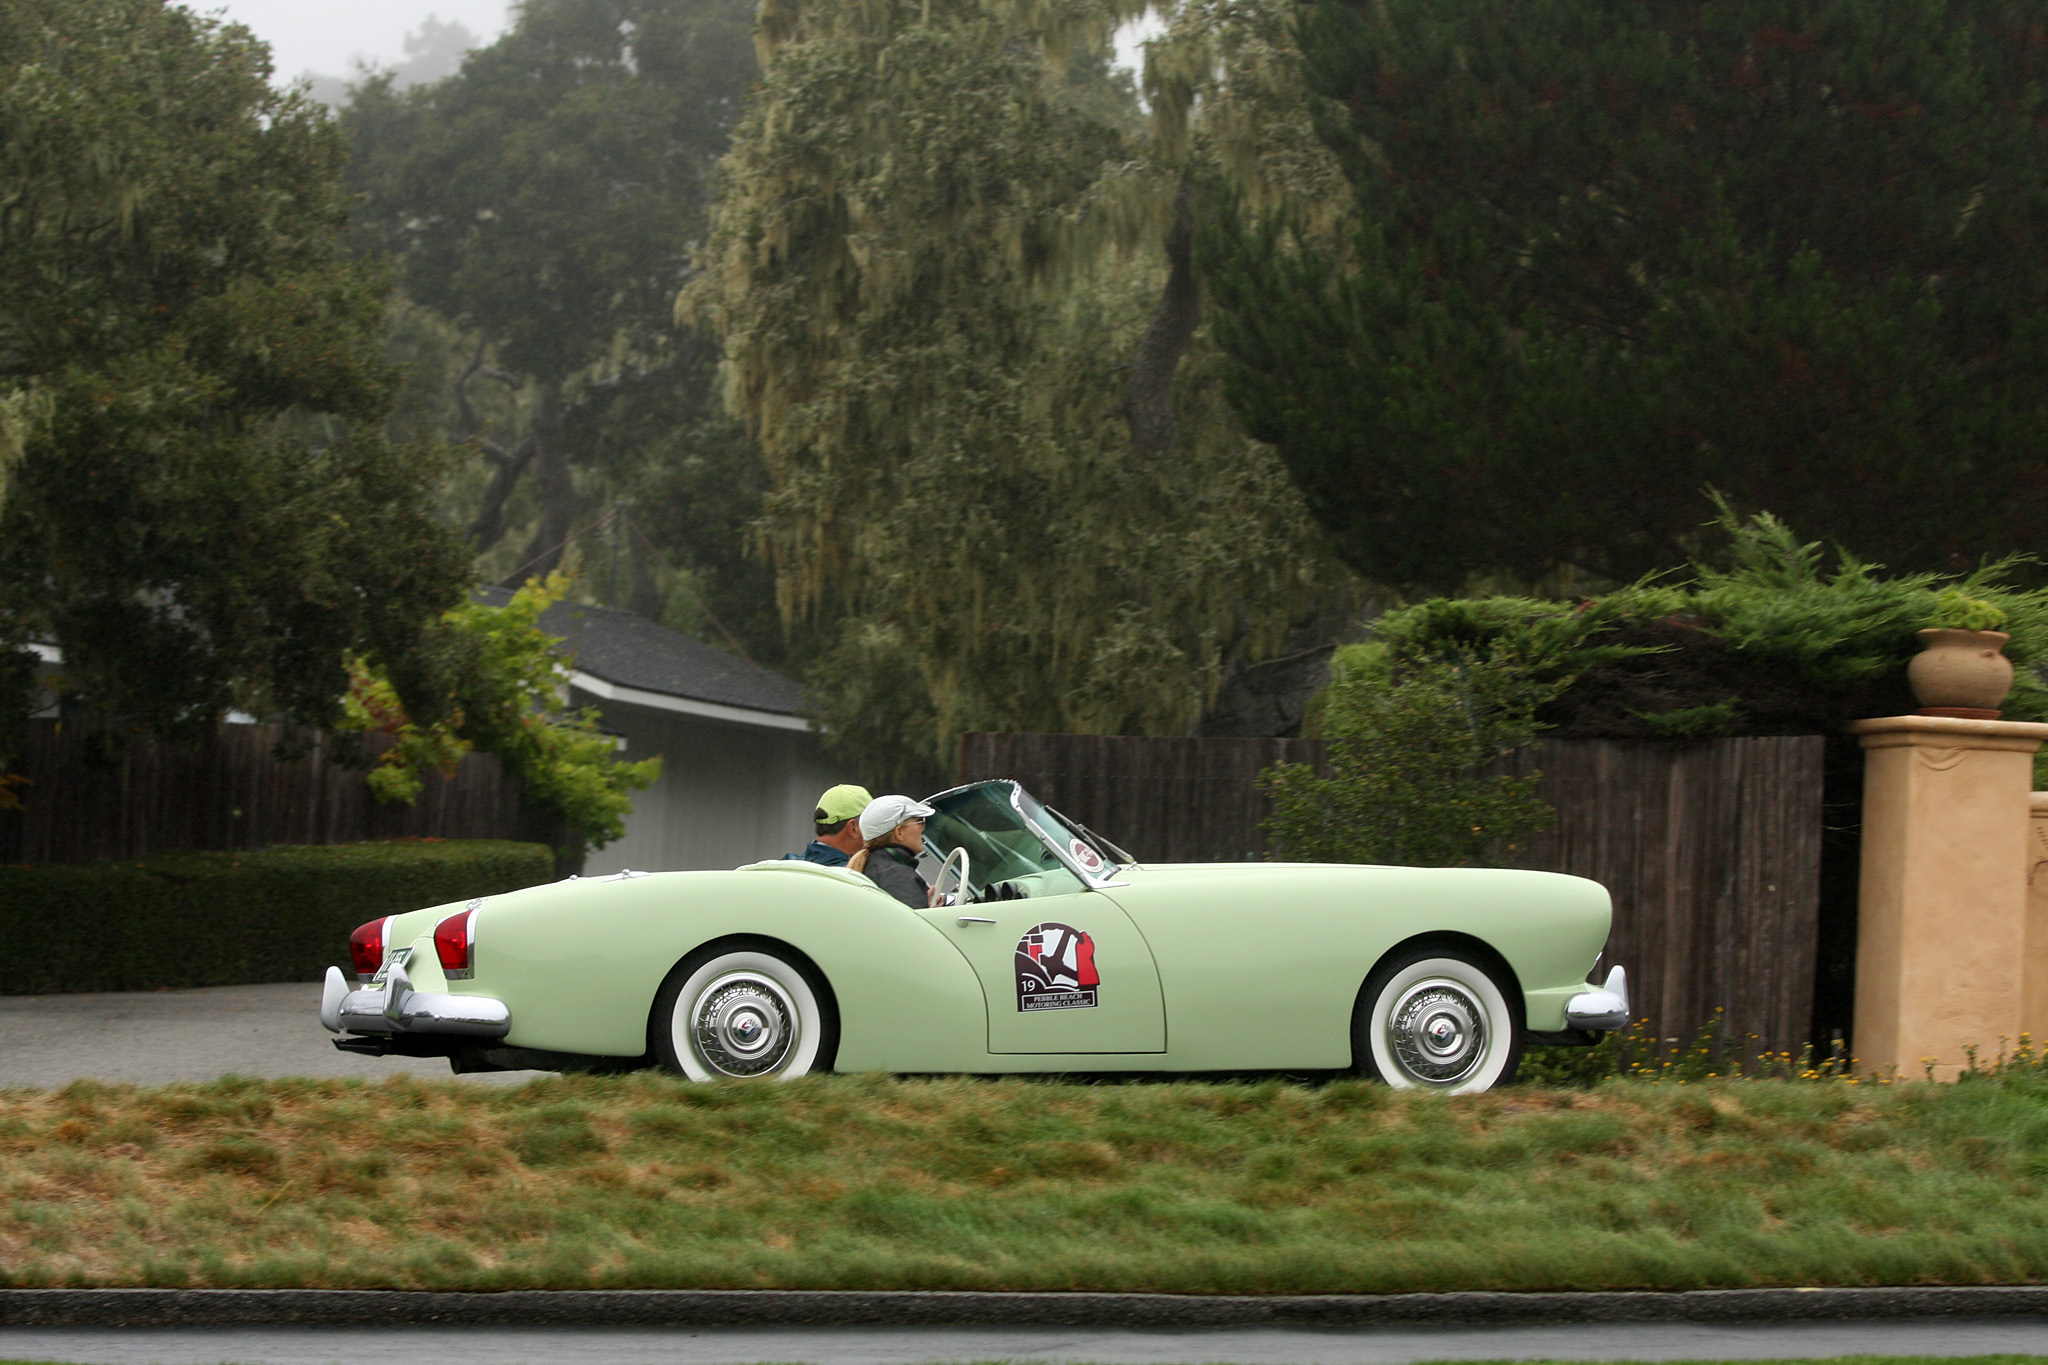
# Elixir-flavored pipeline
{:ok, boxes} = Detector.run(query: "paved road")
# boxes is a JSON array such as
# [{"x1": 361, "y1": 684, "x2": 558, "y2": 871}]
[
  {"x1": 0, "y1": 982, "x2": 546, "y2": 1088},
  {"x1": 0, "y1": 1317, "x2": 2043, "y2": 1364}
]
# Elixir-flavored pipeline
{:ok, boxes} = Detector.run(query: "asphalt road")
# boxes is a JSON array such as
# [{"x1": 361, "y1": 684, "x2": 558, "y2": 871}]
[
  {"x1": 0, "y1": 1317, "x2": 2044, "y2": 1364},
  {"x1": 0, "y1": 982, "x2": 547, "y2": 1087}
]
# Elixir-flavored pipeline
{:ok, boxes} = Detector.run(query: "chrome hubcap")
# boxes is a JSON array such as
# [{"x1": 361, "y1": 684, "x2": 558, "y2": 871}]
[
  {"x1": 1387, "y1": 981, "x2": 1488, "y2": 1085},
  {"x1": 692, "y1": 974, "x2": 796, "y2": 1078}
]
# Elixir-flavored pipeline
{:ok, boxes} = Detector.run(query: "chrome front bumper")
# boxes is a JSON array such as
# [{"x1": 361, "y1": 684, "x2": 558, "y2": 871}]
[
  {"x1": 1563, "y1": 965, "x2": 1631, "y2": 1032},
  {"x1": 319, "y1": 962, "x2": 511, "y2": 1038}
]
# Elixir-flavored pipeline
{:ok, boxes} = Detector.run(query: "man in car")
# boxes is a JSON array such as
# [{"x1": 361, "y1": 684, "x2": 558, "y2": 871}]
[{"x1": 783, "y1": 783, "x2": 874, "y2": 867}]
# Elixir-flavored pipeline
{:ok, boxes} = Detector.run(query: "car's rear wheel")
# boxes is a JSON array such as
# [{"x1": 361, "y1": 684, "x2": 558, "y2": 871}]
[
  {"x1": 1356, "y1": 949, "x2": 1521, "y2": 1094},
  {"x1": 651, "y1": 944, "x2": 832, "y2": 1081}
]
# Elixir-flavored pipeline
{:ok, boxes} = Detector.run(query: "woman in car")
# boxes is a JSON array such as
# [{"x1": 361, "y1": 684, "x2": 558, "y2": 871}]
[{"x1": 847, "y1": 794, "x2": 935, "y2": 908}]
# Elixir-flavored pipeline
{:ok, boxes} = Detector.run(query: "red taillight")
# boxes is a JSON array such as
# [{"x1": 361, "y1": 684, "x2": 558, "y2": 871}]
[
  {"x1": 349, "y1": 917, "x2": 391, "y2": 979},
  {"x1": 433, "y1": 908, "x2": 476, "y2": 979}
]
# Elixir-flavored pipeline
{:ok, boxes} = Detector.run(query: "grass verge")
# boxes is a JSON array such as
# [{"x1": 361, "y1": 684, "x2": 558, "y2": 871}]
[
  {"x1": 18, "y1": 1359, "x2": 2048, "y2": 1365},
  {"x1": 5, "y1": 1071, "x2": 2048, "y2": 1291}
]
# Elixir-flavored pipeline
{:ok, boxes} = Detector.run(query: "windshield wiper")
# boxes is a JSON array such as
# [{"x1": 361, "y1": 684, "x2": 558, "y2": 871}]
[{"x1": 1046, "y1": 806, "x2": 1137, "y2": 868}]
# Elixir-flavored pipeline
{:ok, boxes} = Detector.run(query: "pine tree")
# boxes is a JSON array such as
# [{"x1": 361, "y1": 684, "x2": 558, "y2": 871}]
[{"x1": 1204, "y1": 0, "x2": 2048, "y2": 591}]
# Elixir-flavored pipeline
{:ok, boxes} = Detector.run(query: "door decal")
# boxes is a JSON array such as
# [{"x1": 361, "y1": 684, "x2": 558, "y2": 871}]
[{"x1": 1015, "y1": 922, "x2": 1099, "y2": 1011}]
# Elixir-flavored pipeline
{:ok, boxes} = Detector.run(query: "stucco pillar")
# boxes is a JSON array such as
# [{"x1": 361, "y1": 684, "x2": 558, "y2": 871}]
[
  {"x1": 2027, "y1": 794, "x2": 2048, "y2": 1049},
  {"x1": 1851, "y1": 715, "x2": 2048, "y2": 1080}
]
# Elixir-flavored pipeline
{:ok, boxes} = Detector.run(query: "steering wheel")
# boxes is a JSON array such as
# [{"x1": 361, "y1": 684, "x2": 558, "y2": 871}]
[{"x1": 932, "y1": 845, "x2": 973, "y2": 907}]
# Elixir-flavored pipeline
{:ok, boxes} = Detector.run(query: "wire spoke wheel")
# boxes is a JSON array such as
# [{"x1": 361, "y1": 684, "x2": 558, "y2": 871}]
[
  {"x1": 653, "y1": 947, "x2": 827, "y2": 1082},
  {"x1": 1358, "y1": 951, "x2": 1520, "y2": 1094}
]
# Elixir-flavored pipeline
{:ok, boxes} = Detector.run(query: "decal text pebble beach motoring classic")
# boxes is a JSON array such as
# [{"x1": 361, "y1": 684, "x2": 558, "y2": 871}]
[{"x1": 1015, "y1": 921, "x2": 1099, "y2": 1011}]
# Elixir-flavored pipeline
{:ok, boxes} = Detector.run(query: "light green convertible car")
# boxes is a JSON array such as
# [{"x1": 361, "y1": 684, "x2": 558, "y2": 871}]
[{"x1": 321, "y1": 779, "x2": 1627, "y2": 1093}]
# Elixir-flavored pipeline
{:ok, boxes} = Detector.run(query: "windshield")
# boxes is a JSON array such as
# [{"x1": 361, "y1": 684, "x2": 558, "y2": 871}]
[{"x1": 922, "y1": 780, "x2": 1121, "y2": 898}]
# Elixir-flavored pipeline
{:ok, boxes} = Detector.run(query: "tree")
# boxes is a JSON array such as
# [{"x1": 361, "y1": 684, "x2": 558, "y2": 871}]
[
  {"x1": 302, "y1": 17, "x2": 481, "y2": 108},
  {"x1": 1203, "y1": 0, "x2": 2048, "y2": 593},
  {"x1": 342, "y1": 573, "x2": 661, "y2": 864},
  {"x1": 687, "y1": 0, "x2": 1357, "y2": 783},
  {"x1": 0, "y1": 0, "x2": 468, "y2": 753},
  {"x1": 1262, "y1": 645, "x2": 1554, "y2": 867},
  {"x1": 344, "y1": 0, "x2": 759, "y2": 598}
]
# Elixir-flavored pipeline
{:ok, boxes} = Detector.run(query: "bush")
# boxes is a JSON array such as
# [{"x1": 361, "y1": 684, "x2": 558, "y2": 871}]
[
  {"x1": 341, "y1": 573, "x2": 661, "y2": 863},
  {"x1": 1263, "y1": 645, "x2": 1557, "y2": 866},
  {"x1": 1372, "y1": 506, "x2": 2048, "y2": 742},
  {"x1": 0, "y1": 839, "x2": 552, "y2": 995},
  {"x1": 1263, "y1": 506, "x2": 2048, "y2": 866}
]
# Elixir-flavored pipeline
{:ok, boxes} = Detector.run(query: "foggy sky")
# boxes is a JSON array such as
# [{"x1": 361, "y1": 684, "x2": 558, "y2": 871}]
[
  {"x1": 198, "y1": 1, "x2": 511, "y2": 83},
  {"x1": 199, "y1": 1, "x2": 1155, "y2": 91}
]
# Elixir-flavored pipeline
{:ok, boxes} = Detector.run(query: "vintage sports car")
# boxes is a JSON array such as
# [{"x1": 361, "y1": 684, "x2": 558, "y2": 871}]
[{"x1": 320, "y1": 779, "x2": 1628, "y2": 1093}]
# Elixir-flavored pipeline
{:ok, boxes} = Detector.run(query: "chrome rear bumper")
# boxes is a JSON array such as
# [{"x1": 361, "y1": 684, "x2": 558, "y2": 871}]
[
  {"x1": 319, "y1": 962, "x2": 511, "y2": 1038},
  {"x1": 1563, "y1": 965, "x2": 1630, "y2": 1032}
]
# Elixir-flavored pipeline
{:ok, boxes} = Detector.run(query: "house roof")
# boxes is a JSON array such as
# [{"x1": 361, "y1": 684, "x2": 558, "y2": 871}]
[{"x1": 480, "y1": 589, "x2": 810, "y2": 731}]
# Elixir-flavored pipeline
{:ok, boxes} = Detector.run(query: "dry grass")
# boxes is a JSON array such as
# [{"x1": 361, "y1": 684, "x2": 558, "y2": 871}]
[
  {"x1": 4, "y1": 1071, "x2": 2048, "y2": 1291},
  {"x1": 6, "y1": 1360, "x2": 2048, "y2": 1365},
  {"x1": 31, "y1": 1359, "x2": 2042, "y2": 1365}
]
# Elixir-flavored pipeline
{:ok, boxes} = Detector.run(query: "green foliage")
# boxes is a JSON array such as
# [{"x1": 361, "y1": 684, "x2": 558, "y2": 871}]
[
  {"x1": 688, "y1": 0, "x2": 1354, "y2": 782},
  {"x1": 1203, "y1": 0, "x2": 2048, "y2": 592},
  {"x1": 342, "y1": 573, "x2": 660, "y2": 858},
  {"x1": 347, "y1": 0, "x2": 750, "y2": 386},
  {"x1": 0, "y1": 0, "x2": 469, "y2": 753},
  {"x1": 344, "y1": 0, "x2": 773, "y2": 633},
  {"x1": 1518, "y1": 1010, "x2": 1863, "y2": 1087},
  {"x1": 0, "y1": 840, "x2": 551, "y2": 995},
  {"x1": 1370, "y1": 508, "x2": 2048, "y2": 743},
  {"x1": 1629, "y1": 700, "x2": 1743, "y2": 741},
  {"x1": 1264, "y1": 646, "x2": 1556, "y2": 866},
  {"x1": 1274, "y1": 506, "x2": 2048, "y2": 863},
  {"x1": 1929, "y1": 589, "x2": 2011, "y2": 633}
]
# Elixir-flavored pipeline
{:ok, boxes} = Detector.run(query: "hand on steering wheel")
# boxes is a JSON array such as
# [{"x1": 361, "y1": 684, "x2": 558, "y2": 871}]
[{"x1": 930, "y1": 844, "x2": 972, "y2": 908}]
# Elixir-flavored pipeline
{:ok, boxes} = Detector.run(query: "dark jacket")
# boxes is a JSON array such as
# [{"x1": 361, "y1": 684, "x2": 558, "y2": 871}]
[
  {"x1": 784, "y1": 840, "x2": 851, "y2": 867},
  {"x1": 860, "y1": 845, "x2": 928, "y2": 909}
]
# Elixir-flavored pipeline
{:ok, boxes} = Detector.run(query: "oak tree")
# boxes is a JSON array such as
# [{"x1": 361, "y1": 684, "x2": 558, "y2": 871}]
[
  {"x1": 344, "y1": 0, "x2": 758, "y2": 593},
  {"x1": 0, "y1": 0, "x2": 467, "y2": 754}
]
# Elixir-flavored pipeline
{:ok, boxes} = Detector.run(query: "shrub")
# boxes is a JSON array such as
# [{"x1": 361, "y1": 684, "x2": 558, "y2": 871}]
[
  {"x1": 1265, "y1": 505, "x2": 2048, "y2": 864},
  {"x1": 1262, "y1": 645, "x2": 1557, "y2": 866},
  {"x1": 1374, "y1": 506, "x2": 2048, "y2": 742},
  {"x1": 341, "y1": 572, "x2": 661, "y2": 862},
  {"x1": 0, "y1": 839, "x2": 552, "y2": 995}
]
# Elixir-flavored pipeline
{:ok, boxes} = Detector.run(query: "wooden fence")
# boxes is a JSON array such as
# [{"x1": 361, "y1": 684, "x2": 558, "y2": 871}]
[
  {"x1": 1501, "y1": 737, "x2": 1826, "y2": 1059},
  {"x1": 0, "y1": 720, "x2": 528, "y2": 864},
  {"x1": 957, "y1": 733, "x2": 1327, "y2": 863},
  {"x1": 959, "y1": 731, "x2": 1827, "y2": 1054}
]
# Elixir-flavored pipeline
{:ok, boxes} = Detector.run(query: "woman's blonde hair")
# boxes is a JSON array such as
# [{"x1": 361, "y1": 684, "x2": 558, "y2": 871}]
[{"x1": 847, "y1": 829, "x2": 900, "y2": 874}]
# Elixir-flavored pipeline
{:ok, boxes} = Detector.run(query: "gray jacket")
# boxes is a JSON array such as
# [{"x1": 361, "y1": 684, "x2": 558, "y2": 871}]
[{"x1": 861, "y1": 846, "x2": 928, "y2": 909}]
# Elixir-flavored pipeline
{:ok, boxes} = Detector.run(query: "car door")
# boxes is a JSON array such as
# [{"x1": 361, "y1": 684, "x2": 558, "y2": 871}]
[{"x1": 916, "y1": 889, "x2": 1165, "y2": 1053}]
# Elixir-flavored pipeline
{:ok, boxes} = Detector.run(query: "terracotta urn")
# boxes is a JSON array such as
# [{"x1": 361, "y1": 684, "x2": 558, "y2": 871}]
[{"x1": 1907, "y1": 628, "x2": 2014, "y2": 718}]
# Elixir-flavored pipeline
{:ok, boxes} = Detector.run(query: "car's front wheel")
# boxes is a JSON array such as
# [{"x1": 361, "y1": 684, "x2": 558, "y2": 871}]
[
  {"x1": 651, "y1": 944, "x2": 833, "y2": 1081},
  {"x1": 1356, "y1": 949, "x2": 1521, "y2": 1094}
]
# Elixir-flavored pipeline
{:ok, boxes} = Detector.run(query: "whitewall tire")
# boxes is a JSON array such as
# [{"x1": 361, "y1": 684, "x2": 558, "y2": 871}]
[
  {"x1": 652, "y1": 948, "x2": 828, "y2": 1082},
  {"x1": 1357, "y1": 951, "x2": 1521, "y2": 1094}
]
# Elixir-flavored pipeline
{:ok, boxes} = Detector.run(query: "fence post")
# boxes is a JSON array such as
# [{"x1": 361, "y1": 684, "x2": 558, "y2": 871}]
[{"x1": 1851, "y1": 715, "x2": 2048, "y2": 1079}]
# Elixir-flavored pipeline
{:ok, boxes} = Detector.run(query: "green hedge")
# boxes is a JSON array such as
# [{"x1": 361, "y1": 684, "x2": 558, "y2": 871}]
[{"x1": 0, "y1": 840, "x2": 554, "y2": 995}]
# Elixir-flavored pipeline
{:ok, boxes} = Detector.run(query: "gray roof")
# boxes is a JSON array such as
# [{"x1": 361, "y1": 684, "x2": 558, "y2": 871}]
[{"x1": 480, "y1": 589, "x2": 806, "y2": 718}]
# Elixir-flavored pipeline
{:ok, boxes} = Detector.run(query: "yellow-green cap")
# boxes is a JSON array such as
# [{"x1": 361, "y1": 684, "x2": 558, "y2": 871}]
[{"x1": 815, "y1": 784, "x2": 874, "y2": 823}]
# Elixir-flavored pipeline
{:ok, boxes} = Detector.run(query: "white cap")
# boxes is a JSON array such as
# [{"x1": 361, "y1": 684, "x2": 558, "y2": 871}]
[{"x1": 859, "y1": 794, "x2": 935, "y2": 841}]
